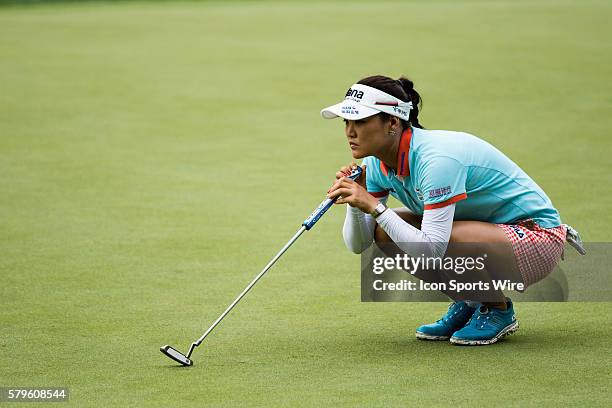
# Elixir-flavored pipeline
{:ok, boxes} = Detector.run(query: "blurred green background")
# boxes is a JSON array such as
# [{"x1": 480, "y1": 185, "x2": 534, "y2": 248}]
[{"x1": 1, "y1": 1, "x2": 610, "y2": 406}]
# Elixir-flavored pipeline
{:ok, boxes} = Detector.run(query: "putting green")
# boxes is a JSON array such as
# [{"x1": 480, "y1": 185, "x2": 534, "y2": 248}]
[{"x1": 1, "y1": 1, "x2": 610, "y2": 406}]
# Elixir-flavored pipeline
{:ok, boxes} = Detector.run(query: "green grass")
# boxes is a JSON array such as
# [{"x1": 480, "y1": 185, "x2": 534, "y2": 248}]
[{"x1": 1, "y1": 1, "x2": 611, "y2": 406}]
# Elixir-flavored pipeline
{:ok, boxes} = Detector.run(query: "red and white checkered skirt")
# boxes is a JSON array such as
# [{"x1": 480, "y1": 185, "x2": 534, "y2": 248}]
[{"x1": 498, "y1": 220, "x2": 566, "y2": 287}]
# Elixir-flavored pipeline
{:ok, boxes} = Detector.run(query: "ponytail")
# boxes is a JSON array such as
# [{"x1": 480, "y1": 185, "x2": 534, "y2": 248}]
[{"x1": 397, "y1": 77, "x2": 423, "y2": 129}]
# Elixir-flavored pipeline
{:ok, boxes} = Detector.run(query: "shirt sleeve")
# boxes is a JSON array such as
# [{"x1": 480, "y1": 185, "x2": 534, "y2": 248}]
[
  {"x1": 418, "y1": 156, "x2": 468, "y2": 210},
  {"x1": 376, "y1": 204, "x2": 455, "y2": 258}
]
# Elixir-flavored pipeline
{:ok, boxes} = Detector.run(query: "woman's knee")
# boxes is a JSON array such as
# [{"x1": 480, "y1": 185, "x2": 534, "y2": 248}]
[{"x1": 374, "y1": 223, "x2": 391, "y2": 244}]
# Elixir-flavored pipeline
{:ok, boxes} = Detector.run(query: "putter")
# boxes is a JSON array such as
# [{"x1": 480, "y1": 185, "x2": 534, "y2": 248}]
[{"x1": 161, "y1": 166, "x2": 363, "y2": 366}]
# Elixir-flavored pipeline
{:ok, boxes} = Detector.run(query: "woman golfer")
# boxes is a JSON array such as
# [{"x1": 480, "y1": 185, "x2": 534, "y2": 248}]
[{"x1": 323, "y1": 75, "x2": 582, "y2": 345}]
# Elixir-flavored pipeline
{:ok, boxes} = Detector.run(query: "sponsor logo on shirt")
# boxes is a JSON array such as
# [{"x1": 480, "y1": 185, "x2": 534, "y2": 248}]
[
  {"x1": 427, "y1": 186, "x2": 452, "y2": 199},
  {"x1": 414, "y1": 187, "x2": 424, "y2": 201},
  {"x1": 509, "y1": 225, "x2": 526, "y2": 240}
]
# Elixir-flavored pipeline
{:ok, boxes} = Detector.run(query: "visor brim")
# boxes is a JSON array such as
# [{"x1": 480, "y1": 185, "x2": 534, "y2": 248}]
[{"x1": 320, "y1": 101, "x2": 380, "y2": 120}]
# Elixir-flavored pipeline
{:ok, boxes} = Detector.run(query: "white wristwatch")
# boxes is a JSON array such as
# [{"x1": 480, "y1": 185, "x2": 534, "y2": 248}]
[{"x1": 370, "y1": 202, "x2": 388, "y2": 218}]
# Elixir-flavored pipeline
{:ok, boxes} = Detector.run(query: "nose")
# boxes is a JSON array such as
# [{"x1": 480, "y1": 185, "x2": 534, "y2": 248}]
[{"x1": 345, "y1": 120, "x2": 356, "y2": 138}]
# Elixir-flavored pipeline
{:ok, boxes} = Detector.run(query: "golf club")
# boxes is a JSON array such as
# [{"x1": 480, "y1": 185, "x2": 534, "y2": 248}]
[{"x1": 161, "y1": 166, "x2": 363, "y2": 366}]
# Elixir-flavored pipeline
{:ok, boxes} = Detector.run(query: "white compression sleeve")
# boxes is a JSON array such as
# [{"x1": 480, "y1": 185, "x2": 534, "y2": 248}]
[
  {"x1": 342, "y1": 196, "x2": 388, "y2": 254},
  {"x1": 375, "y1": 204, "x2": 455, "y2": 258}
]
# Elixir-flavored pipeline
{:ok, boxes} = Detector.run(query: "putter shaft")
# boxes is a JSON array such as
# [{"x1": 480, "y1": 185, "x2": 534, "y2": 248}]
[
  {"x1": 186, "y1": 225, "x2": 307, "y2": 358},
  {"x1": 164, "y1": 166, "x2": 363, "y2": 364}
]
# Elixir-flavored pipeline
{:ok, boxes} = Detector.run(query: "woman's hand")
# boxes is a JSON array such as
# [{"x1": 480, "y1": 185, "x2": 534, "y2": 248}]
[
  {"x1": 334, "y1": 162, "x2": 366, "y2": 187},
  {"x1": 328, "y1": 163, "x2": 378, "y2": 213}
]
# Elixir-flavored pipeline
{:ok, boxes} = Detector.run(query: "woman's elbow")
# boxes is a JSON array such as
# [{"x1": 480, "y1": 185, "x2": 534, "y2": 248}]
[{"x1": 343, "y1": 238, "x2": 369, "y2": 254}]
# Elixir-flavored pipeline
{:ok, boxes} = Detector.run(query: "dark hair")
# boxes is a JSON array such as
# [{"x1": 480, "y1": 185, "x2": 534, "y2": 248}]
[{"x1": 357, "y1": 75, "x2": 423, "y2": 129}]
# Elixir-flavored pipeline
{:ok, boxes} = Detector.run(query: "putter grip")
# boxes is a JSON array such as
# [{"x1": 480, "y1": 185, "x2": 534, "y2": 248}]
[{"x1": 302, "y1": 166, "x2": 363, "y2": 230}]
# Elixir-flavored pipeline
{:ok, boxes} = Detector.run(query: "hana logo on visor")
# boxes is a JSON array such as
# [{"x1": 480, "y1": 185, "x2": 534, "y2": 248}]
[{"x1": 345, "y1": 88, "x2": 364, "y2": 102}]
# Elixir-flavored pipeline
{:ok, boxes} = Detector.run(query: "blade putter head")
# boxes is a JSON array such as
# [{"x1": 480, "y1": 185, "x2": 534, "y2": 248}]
[{"x1": 160, "y1": 345, "x2": 193, "y2": 366}]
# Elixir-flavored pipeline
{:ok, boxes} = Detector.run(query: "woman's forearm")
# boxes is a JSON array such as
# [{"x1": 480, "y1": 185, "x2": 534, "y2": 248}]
[
  {"x1": 376, "y1": 204, "x2": 455, "y2": 258},
  {"x1": 342, "y1": 197, "x2": 388, "y2": 254}
]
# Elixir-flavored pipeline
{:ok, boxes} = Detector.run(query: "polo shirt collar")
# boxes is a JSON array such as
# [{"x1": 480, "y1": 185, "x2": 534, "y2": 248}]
[{"x1": 380, "y1": 127, "x2": 412, "y2": 177}]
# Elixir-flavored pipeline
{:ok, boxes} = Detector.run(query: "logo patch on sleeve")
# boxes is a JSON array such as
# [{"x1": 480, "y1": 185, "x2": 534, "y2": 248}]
[{"x1": 427, "y1": 186, "x2": 452, "y2": 199}]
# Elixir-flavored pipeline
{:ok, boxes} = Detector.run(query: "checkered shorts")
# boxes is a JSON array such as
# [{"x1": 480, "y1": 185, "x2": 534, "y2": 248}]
[{"x1": 498, "y1": 220, "x2": 566, "y2": 287}]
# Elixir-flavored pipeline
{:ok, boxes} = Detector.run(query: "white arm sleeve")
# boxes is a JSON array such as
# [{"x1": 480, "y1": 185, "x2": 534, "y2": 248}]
[
  {"x1": 342, "y1": 196, "x2": 388, "y2": 254},
  {"x1": 376, "y1": 204, "x2": 455, "y2": 258}
]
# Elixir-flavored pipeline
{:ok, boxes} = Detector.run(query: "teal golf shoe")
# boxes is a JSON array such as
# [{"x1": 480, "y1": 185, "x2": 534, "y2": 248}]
[
  {"x1": 416, "y1": 301, "x2": 477, "y2": 341},
  {"x1": 450, "y1": 299, "x2": 519, "y2": 345}
]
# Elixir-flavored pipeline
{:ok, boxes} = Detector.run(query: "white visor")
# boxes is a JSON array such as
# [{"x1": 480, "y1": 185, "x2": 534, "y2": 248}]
[{"x1": 321, "y1": 83, "x2": 413, "y2": 121}]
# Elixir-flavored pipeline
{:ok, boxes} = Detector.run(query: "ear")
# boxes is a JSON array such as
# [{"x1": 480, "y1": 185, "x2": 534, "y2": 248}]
[{"x1": 390, "y1": 116, "x2": 401, "y2": 132}]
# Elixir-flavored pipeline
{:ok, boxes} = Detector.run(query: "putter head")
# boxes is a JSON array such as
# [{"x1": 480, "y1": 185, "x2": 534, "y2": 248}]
[{"x1": 160, "y1": 345, "x2": 193, "y2": 366}]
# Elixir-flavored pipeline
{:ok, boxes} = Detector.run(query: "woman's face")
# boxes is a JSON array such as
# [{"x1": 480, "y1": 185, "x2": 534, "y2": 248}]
[{"x1": 344, "y1": 115, "x2": 390, "y2": 159}]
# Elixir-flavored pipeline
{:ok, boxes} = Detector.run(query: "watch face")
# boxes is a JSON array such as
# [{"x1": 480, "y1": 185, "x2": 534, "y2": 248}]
[{"x1": 375, "y1": 203, "x2": 386, "y2": 216}]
